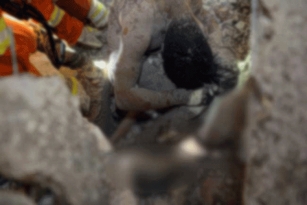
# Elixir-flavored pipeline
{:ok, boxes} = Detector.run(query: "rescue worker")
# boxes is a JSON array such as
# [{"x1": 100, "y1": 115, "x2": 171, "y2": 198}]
[
  {"x1": 0, "y1": 3, "x2": 109, "y2": 129},
  {"x1": 0, "y1": 10, "x2": 92, "y2": 112},
  {"x1": 0, "y1": 9, "x2": 41, "y2": 76},
  {"x1": 0, "y1": 0, "x2": 110, "y2": 78},
  {"x1": 29, "y1": 0, "x2": 109, "y2": 48}
]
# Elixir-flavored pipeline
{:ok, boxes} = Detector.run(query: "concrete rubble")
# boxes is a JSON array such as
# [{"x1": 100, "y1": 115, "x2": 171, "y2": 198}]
[
  {"x1": 244, "y1": 0, "x2": 307, "y2": 204},
  {"x1": 0, "y1": 191, "x2": 36, "y2": 205},
  {"x1": 0, "y1": 76, "x2": 112, "y2": 205}
]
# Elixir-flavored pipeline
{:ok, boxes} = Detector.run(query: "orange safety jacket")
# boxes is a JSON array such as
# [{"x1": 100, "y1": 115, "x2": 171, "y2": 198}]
[
  {"x1": 0, "y1": 10, "x2": 41, "y2": 76},
  {"x1": 0, "y1": 10, "x2": 81, "y2": 96},
  {"x1": 56, "y1": 0, "x2": 109, "y2": 28},
  {"x1": 29, "y1": 0, "x2": 83, "y2": 45},
  {"x1": 29, "y1": 0, "x2": 109, "y2": 45}
]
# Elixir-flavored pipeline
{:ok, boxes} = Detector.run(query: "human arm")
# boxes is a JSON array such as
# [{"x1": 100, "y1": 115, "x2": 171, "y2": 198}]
[{"x1": 110, "y1": 3, "x2": 214, "y2": 111}]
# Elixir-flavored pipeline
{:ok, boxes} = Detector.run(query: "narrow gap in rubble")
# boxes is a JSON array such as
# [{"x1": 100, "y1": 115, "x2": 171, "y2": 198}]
[{"x1": 0, "y1": 175, "x2": 58, "y2": 205}]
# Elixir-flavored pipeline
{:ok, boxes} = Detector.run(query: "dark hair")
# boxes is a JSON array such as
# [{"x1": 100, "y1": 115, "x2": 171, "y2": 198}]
[{"x1": 162, "y1": 18, "x2": 217, "y2": 89}]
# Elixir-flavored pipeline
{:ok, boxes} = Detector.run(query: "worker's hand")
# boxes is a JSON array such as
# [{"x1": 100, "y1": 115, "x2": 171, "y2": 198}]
[
  {"x1": 188, "y1": 83, "x2": 219, "y2": 106},
  {"x1": 77, "y1": 26, "x2": 103, "y2": 49}
]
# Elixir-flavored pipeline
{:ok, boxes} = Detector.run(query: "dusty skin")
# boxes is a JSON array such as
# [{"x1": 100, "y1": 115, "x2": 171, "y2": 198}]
[{"x1": 107, "y1": 0, "x2": 219, "y2": 111}]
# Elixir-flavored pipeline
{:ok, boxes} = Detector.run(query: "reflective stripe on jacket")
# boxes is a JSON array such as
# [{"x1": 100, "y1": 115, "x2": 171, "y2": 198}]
[
  {"x1": 48, "y1": 4, "x2": 65, "y2": 27},
  {"x1": 0, "y1": 12, "x2": 11, "y2": 55},
  {"x1": 29, "y1": 0, "x2": 83, "y2": 45},
  {"x1": 0, "y1": 13, "x2": 41, "y2": 76},
  {"x1": 88, "y1": 0, "x2": 109, "y2": 27}
]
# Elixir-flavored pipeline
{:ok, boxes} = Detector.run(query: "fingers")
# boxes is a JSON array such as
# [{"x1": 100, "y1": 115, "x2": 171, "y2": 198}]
[{"x1": 187, "y1": 83, "x2": 219, "y2": 106}]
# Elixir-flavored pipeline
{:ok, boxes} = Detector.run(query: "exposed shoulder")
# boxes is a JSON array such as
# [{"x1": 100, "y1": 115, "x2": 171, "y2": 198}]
[{"x1": 108, "y1": 0, "x2": 156, "y2": 51}]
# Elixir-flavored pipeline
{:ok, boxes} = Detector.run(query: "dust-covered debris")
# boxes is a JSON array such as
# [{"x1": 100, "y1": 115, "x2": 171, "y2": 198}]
[
  {"x1": 244, "y1": 0, "x2": 307, "y2": 204},
  {"x1": 0, "y1": 0, "x2": 254, "y2": 204},
  {"x1": 0, "y1": 191, "x2": 36, "y2": 205},
  {"x1": 0, "y1": 75, "x2": 112, "y2": 205}
]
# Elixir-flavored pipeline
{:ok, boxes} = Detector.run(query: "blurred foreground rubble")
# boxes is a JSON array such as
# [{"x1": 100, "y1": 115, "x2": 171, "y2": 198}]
[
  {"x1": 0, "y1": 74, "x2": 257, "y2": 205},
  {"x1": 0, "y1": 76, "x2": 112, "y2": 205},
  {"x1": 0, "y1": 191, "x2": 35, "y2": 205},
  {"x1": 244, "y1": 0, "x2": 307, "y2": 204}
]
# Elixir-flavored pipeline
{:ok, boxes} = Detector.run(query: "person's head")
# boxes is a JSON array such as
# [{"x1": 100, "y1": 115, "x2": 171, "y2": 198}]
[{"x1": 162, "y1": 17, "x2": 218, "y2": 89}]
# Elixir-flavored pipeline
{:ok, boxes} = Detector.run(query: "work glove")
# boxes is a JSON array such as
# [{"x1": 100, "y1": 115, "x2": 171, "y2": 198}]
[{"x1": 77, "y1": 26, "x2": 103, "y2": 48}]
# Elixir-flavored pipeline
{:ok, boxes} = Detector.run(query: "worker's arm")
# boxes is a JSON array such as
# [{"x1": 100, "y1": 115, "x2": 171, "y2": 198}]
[
  {"x1": 110, "y1": 2, "x2": 214, "y2": 111},
  {"x1": 1, "y1": 12, "x2": 42, "y2": 76}
]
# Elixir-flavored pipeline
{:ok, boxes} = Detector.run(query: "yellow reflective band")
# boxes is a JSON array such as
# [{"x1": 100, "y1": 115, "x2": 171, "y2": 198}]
[
  {"x1": 89, "y1": 1, "x2": 108, "y2": 25},
  {"x1": 88, "y1": 1, "x2": 97, "y2": 19},
  {"x1": 94, "y1": 8, "x2": 109, "y2": 26},
  {"x1": 48, "y1": 5, "x2": 65, "y2": 27},
  {"x1": 90, "y1": 2, "x2": 105, "y2": 20},
  {"x1": 0, "y1": 37, "x2": 10, "y2": 55},
  {"x1": 0, "y1": 17, "x2": 10, "y2": 55},
  {"x1": 86, "y1": 26, "x2": 94, "y2": 32},
  {"x1": 0, "y1": 17, "x2": 7, "y2": 32},
  {"x1": 70, "y1": 76, "x2": 79, "y2": 96},
  {"x1": 0, "y1": 27, "x2": 9, "y2": 42}
]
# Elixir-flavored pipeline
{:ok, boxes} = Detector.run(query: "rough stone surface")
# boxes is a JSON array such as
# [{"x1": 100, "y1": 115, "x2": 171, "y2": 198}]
[
  {"x1": 201, "y1": 0, "x2": 250, "y2": 61},
  {"x1": 245, "y1": 0, "x2": 307, "y2": 204},
  {"x1": 0, "y1": 1, "x2": 255, "y2": 205},
  {"x1": 0, "y1": 75, "x2": 112, "y2": 205},
  {"x1": 108, "y1": 0, "x2": 251, "y2": 204},
  {"x1": 0, "y1": 191, "x2": 35, "y2": 205}
]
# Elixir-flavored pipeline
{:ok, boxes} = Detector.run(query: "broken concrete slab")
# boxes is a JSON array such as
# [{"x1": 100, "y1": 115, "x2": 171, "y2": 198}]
[
  {"x1": 245, "y1": 0, "x2": 307, "y2": 204},
  {"x1": 0, "y1": 75, "x2": 112, "y2": 205}
]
